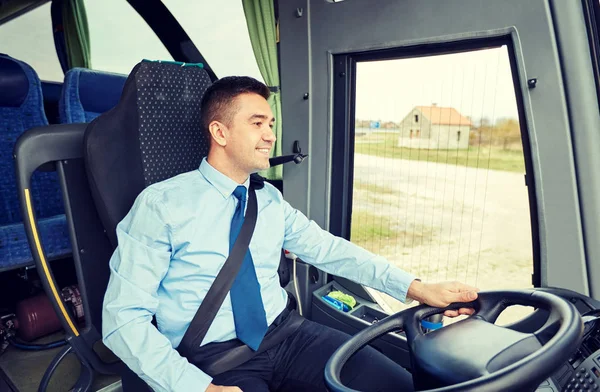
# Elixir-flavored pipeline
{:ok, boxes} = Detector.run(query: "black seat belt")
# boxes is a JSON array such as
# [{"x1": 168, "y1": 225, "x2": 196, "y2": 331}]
[
  {"x1": 177, "y1": 186, "x2": 259, "y2": 358},
  {"x1": 176, "y1": 185, "x2": 305, "y2": 375}
]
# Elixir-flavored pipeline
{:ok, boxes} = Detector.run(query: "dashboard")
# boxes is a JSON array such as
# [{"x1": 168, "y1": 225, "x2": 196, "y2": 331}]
[
  {"x1": 536, "y1": 290, "x2": 600, "y2": 392},
  {"x1": 541, "y1": 313, "x2": 600, "y2": 391}
]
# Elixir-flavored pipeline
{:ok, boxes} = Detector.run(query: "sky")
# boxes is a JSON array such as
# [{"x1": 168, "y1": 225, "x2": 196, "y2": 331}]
[
  {"x1": 356, "y1": 46, "x2": 519, "y2": 124},
  {"x1": 0, "y1": 2, "x2": 518, "y2": 125}
]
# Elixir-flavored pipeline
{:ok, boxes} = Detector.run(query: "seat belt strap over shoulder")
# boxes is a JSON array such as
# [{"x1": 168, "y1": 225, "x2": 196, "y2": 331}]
[{"x1": 178, "y1": 186, "x2": 258, "y2": 358}]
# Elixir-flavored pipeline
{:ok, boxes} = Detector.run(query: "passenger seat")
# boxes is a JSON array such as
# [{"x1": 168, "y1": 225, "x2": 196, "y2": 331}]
[
  {"x1": 59, "y1": 67, "x2": 126, "y2": 123},
  {"x1": 0, "y1": 53, "x2": 70, "y2": 271}
]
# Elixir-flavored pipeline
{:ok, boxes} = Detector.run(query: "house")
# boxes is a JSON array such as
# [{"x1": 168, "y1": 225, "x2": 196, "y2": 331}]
[{"x1": 397, "y1": 105, "x2": 472, "y2": 149}]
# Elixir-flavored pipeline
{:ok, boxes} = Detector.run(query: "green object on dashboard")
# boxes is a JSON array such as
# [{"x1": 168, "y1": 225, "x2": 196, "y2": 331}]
[{"x1": 328, "y1": 291, "x2": 357, "y2": 309}]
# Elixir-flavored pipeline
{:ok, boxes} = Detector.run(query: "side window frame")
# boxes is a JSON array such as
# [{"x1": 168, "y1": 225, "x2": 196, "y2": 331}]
[{"x1": 329, "y1": 37, "x2": 541, "y2": 289}]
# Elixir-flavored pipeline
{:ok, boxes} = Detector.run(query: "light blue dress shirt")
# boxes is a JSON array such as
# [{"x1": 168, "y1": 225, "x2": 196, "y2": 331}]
[{"x1": 102, "y1": 158, "x2": 416, "y2": 392}]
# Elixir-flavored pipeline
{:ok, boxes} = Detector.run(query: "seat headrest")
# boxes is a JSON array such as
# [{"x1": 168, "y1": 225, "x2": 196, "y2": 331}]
[
  {"x1": 84, "y1": 60, "x2": 213, "y2": 247},
  {"x1": 65, "y1": 68, "x2": 127, "y2": 118},
  {"x1": 0, "y1": 54, "x2": 30, "y2": 107}
]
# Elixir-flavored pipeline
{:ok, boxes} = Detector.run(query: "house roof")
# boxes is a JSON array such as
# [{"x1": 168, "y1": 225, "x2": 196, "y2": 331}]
[{"x1": 415, "y1": 106, "x2": 472, "y2": 126}]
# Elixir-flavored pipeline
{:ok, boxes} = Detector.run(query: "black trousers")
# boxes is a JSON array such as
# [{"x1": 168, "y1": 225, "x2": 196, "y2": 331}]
[{"x1": 189, "y1": 308, "x2": 415, "y2": 392}]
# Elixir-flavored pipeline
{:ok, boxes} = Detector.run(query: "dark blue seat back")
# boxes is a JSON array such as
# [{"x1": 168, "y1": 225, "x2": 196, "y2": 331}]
[
  {"x1": 0, "y1": 53, "x2": 70, "y2": 270},
  {"x1": 59, "y1": 68, "x2": 127, "y2": 123}
]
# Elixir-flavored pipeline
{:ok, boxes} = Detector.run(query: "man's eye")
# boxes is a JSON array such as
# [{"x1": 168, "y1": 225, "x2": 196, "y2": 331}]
[
  {"x1": 254, "y1": 122, "x2": 262, "y2": 127},
  {"x1": 269, "y1": 123, "x2": 274, "y2": 129}
]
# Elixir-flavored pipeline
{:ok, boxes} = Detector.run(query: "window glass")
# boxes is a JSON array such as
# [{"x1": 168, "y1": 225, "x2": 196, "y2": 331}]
[
  {"x1": 84, "y1": 0, "x2": 173, "y2": 75},
  {"x1": 352, "y1": 46, "x2": 533, "y2": 324},
  {"x1": 162, "y1": 0, "x2": 263, "y2": 81},
  {"x1": 0, "y1": 3, "x2": 64, "y2": 82}
]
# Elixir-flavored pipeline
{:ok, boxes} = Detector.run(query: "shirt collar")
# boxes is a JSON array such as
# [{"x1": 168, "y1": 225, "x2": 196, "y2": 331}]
[{"x1": 198, "y1": 157, "x2": 249, "y2": 199}]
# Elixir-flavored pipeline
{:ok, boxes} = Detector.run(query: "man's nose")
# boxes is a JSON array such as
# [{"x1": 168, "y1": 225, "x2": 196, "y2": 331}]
[{"x1": 263, "y1": 127, "x2": 276, "y2": 142}]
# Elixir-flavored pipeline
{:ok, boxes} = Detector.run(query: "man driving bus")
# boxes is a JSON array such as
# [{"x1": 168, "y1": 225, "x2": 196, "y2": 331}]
[{"x1": 102, "y1": 76, "x2": 479, "y2": 392}]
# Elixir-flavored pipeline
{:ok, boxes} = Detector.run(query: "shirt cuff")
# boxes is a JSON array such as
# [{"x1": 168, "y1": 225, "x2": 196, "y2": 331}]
[
  {"x1": 386, "y1": 268, "x2": 418, "y2": 304},
  {"x1": 173, "y1": 363, "x2": 213, "y2": 392}
]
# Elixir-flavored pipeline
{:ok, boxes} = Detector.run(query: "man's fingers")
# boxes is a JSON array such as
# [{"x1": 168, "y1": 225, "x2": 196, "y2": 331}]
[
  {"x1": 455, "y1": 283, "x2": 480, "y2": 293},
  {"x1": 458, "y1": 307, "x2": 475, "y2": 315},
  {"x1": 449, "y1": 289, "x2": 478, "y2": 303},
  {"x1": 207, "y1": 385, "x2": 243, "y2": 392},
  {"x1": 443, "y1": 308, "x2": 475, "y2": 317}
]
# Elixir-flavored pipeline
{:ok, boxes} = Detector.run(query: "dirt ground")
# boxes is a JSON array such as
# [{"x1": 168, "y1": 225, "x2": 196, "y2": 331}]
[{"x1": 351, "y1": 153, "x2": 535, "y2": 325}]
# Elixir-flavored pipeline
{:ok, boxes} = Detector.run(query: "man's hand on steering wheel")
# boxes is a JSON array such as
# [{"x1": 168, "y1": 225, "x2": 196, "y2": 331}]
[
  {"x1": 326, "y1": 289, "x2": 583, "y2": 392},
  {"x1": 407, "y1": 280, "x2": 480, "y2": 317}
]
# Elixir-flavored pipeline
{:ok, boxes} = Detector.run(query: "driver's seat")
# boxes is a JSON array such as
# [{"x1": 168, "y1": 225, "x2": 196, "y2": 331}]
[
  {"x1": 85, "y1": 59, "x2": 214, "y2": 391},
  {"x1": 84, "y1": 60, "x2": 213, "y2": 249},
  {"x1": 14, "y1": 60, "x2": 292, "y2": 391},
  {"x1": 85, "y1": 59, "x2": 292, "y2": 390}
]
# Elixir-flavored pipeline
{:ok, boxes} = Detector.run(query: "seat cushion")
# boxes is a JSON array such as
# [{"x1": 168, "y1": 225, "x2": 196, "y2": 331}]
[
  {"x1": 59, "y1": 68, "x2": 127, "y2": 124},
  {"x1": 0, "y1": 53, "x2": 61, "y2": 225},
  {"x1": 0, "y1": 53, "x2": 70, "y2": 270},
  {"x1": 0, "y1": 215, "x2": 71, "y2": 271},
  {"x1": 85, "y1": 60, "x2": 212, "y2": 247}
]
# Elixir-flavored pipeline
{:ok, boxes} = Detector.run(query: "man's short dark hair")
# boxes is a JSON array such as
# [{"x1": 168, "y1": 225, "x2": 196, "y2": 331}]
[{"x1": 200, "y1": 76, "x2": 271, "y2": 137}]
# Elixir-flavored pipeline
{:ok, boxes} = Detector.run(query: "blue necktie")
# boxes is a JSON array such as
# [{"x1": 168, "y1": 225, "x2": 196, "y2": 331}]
[{"x1": 229, "y1": 186, "x2": 268, "y2": 350}]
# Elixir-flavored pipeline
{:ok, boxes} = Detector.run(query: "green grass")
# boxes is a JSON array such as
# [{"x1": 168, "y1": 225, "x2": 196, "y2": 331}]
[
  {"x1": 353, "y1": 181, "x2": 396, "y2": 196},
  {"x1": 350, "y1": 211, "x2": 398, "y2": 253},
  {"x1": 350, "y1": 210, "x2": 433, "y2": 254},
  {"x1": 355, "y1": 132, "x2": 525, "y2": 173}
]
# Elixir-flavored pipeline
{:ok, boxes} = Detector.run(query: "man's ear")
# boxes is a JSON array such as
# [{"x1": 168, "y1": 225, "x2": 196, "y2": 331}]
[{"x1": 208, "y1": 121, "x2": 227, "y2": 147}]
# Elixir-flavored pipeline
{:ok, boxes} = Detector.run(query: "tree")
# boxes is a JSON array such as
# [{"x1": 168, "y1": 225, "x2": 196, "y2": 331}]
[
  {"x1": 382, "y1": 121, "x2": 398, "y2": 129},
  {"x1": 355, "y1": 119, "x2": 371, "y2": 128},
  {"x1": 493, "y1": 118, "x2": 521, "y2": 150},
  {"x1": 470, "y1": 117, "x2": 492, "y2": 146}
]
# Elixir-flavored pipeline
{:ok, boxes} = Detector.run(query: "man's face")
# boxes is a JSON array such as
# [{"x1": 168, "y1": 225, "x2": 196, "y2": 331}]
[{"x1": 224, "y1": 93, "x2": 276, "y2": 174}]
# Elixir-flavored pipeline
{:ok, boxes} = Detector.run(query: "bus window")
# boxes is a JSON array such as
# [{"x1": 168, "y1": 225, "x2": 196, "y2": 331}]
[
  {"x1": 84, "y1": 0, "x2": 173, "y2": 74},
  {"x1": 162, "y1": 0, "x2": 263, "y2": 81},
  {"x1": 0, "y1": 3, "x2": 63, "y2": 82},
  {"x1": 351, "y1": 46, "x2": 534, "y2": 324}
]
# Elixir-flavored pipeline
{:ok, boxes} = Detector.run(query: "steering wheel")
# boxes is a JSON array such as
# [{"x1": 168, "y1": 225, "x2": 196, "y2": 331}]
[{"x1": 325, "y1": 290, "x2": 584, "y2": 392}]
